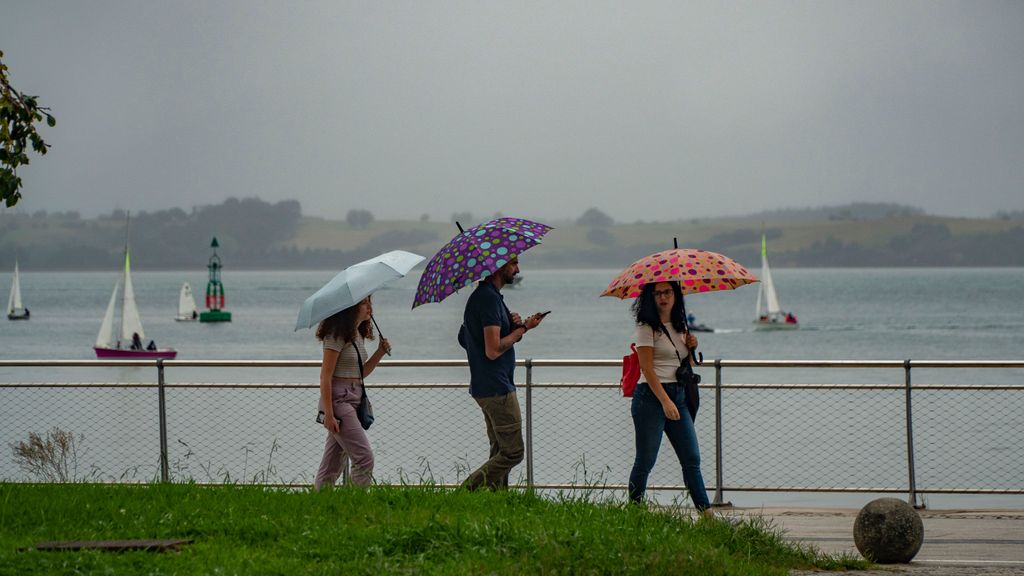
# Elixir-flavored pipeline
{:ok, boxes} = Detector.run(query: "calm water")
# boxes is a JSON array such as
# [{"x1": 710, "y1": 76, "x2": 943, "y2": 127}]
[
  {"x1": 2, "y1": 268, "x2": 1023, "y2": 509},
  {"x1": 4, "y1": 267, "x2": 1024, "y2": 364}
]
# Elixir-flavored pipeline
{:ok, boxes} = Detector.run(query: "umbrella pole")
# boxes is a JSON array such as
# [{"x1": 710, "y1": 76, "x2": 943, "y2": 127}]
[
  {"x1": 370, "y1": 315, "x2": 391, "y2": 356},
  {"x1": 672, "y1": 234, "x2": 702, "y2": 365},
  {"x1": 672, "y1": 237, "x2": 696, "y2": 361}
]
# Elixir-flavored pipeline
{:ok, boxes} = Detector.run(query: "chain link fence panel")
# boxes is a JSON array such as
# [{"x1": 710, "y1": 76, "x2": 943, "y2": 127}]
[{"x1": 2, "y1": 361, "x2": 1022, "y2": 504}]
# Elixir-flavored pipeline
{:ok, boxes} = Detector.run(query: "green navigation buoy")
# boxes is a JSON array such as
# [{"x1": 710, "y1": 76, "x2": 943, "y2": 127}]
[{"x1": 199, "y1": 237, "x2": 232, "y2": 323}]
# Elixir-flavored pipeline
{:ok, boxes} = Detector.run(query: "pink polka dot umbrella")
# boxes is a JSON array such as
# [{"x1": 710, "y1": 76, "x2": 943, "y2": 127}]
[
  {"x1": 600, "y1": 248, "x2": 759, "y2": 299},
  {"x1": 412, "y1": 217, "x2": 553, "y2": 308}
]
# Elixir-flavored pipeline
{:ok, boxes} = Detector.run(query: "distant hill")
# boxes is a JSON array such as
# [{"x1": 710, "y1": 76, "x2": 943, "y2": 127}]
[
  {"x1": 2, "y1": 199, "x2": 1023, "y2": 270},
  {"x1": 728, "y1": 202, "x2": 925, "y2": 223}
]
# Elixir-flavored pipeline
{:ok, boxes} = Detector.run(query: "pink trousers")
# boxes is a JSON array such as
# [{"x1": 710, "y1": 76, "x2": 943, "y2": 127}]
[{"x1": 313, "y1": 380, "x2": 374, "y2": 489}]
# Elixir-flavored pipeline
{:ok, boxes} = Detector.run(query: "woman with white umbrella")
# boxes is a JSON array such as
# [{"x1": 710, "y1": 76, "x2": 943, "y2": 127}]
[
  {"x1": 297, "y1": 250, "x2": 424, "y2": 490},
  {"x1": 313, "y1": 296, "x2": 390, "y2": 489}
]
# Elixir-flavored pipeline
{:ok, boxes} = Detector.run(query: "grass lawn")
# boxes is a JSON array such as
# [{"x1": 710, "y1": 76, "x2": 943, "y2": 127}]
[{"x1": 0, "y1": 483, "x2": 867, "y2": 575}]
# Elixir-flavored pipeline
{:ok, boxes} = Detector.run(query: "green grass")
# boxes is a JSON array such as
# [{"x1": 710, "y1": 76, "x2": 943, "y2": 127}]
[{"x1": 0, "y1": 483, "x2": 866, "y2": 575}]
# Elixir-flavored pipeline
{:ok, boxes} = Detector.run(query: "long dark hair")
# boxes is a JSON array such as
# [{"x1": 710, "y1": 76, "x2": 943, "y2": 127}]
[
  {"x1": 631, "y1": 282, "x2": 688, "y2": 333},
  {"x1": 316, "y1": 304, "x2": 374, "y2": 344}
]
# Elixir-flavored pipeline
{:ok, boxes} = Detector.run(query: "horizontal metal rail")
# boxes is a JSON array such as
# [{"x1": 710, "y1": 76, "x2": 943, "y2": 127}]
[
  {"x1": 4, "y1": 381, "x2": 1023, "y2": 391},
  {"x1": 4, "y1": 359, "x2": 1024, "y2": 368}
]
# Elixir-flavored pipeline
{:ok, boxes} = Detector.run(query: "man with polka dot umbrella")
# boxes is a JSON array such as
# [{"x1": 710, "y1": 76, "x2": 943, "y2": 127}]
[{"x1": 414, "y1": 217, "x2": 552, "y2": 491}]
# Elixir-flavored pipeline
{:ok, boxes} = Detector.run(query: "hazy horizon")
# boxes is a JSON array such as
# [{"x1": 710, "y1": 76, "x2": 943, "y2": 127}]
[{"x1": 3, "y1": 1, "x2": 1023, "y2": 221}]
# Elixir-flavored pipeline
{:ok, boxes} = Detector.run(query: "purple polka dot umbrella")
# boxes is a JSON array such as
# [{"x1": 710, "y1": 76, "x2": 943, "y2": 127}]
[
  {"x1": 412, "y1": 217, "x2": 553, "y2": 308},
  {"x1": 600, "y1": 248, "x2": 758, "y2": 299}
]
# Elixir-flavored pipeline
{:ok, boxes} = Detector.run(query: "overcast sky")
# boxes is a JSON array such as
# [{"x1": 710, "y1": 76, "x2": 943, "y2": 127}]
[{"x1": 2, "y1": 1, "x2": 1023, "y2": 222}]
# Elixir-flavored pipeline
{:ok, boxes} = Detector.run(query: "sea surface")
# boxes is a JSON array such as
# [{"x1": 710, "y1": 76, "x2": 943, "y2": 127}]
[{"x1": 2, "y1": 267, "x2": 1023, "y2": 509}]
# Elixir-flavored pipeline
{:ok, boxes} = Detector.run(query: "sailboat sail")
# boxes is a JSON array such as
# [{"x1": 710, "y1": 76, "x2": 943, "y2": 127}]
[
  {"x1": 755, "y1": 278, "x2": 764, "y2": 319},
  {"x1": 178, "y1": 282, "x2": 197, "y2": 318},
  {"x1": 96, "y1": 280, "x2": 120, "y2": 348},
  {"x1": 760, "y1": 235, "x2": 782, "y2": 315},
  {"x1": 7, "y1": 261, "x2": 22, "y2": 313},
  {"x1": 120, "y1": 249, "x2": 145, "y2": 342}
]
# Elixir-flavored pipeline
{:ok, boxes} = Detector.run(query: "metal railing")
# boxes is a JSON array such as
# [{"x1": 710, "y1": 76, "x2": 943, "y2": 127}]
[{"x1": 2, "y1": 358, "x2": 1023, "y2": 508}]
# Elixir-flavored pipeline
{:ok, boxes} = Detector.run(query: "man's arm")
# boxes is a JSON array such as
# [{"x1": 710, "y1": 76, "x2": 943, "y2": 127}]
[{"x1": 483, "y1": 325, "x2": 527, "y2": 360}]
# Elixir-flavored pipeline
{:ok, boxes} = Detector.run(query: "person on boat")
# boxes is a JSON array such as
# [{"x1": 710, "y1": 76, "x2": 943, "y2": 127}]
[
  {"x1": 24, "y1": 308, "x2": 29, "y2": 318},
  {"x1": 131, "y1": 332, "x2": 142, "y2": 351},
  {"x1": 313, "y1": 295, "x2": 390, "y2": 490},
  {"x1": 146, "y1": 340, "x2": 157, "y2": 351},
  {"x1": 628, "y1": 281, "x2": 712, "y2": 516},
  {"x1": 191, "y1": 310, "x2": 197, "y2": 320},
  {"x1": 785, "y1": 312, "x2": 797, "y2": 324}
]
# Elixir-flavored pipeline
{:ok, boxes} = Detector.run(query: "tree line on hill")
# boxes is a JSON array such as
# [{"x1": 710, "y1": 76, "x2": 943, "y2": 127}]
[
  {"x1": 2, "y1": 198, "x2": 304, "y2": 269},
  {"x1": 3, "y1": 199, "x2": 1024, "y2": 269}
]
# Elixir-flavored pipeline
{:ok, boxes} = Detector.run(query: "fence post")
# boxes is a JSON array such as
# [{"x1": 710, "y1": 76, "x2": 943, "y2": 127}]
[
  {"x1": 525, "y1": 358, "x2": 534, "y2": 489},
  {"x1": 904, "y1": 359, "x2": 922, "y2": 509},
  {"x1": 712, "y1": 359, "x2": 729, "y2": 506},
  {"x1": 157, "y1": 359, "x2": 169, "y2": 483}
]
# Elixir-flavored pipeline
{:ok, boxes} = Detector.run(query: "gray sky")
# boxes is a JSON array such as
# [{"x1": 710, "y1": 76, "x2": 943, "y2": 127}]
[{"x1": 3, "y1": 1, "x2": 1023, "y2": 222}]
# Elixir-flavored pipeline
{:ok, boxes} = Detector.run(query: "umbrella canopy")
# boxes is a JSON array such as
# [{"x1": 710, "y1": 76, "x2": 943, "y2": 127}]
[
  {"x1": 295, "y1": 250, "x2": 425, "y2": 330},
  {"x1": 412, "y1": 217, "x2": 553, "y2": 308},
  {"x1": 601, "y1": 248, "x2": 758, "y2": 299}
]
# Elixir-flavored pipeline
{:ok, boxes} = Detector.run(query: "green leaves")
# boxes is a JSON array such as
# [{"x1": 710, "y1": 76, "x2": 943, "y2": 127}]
[{"x1": 1, "y1": 49, "x2": 56, "y2": 208}]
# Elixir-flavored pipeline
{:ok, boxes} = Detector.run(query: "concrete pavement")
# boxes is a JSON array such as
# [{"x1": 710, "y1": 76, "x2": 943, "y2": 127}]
[{"x1": 727, "y1": 507, "x2": 1024, "y2": 575}]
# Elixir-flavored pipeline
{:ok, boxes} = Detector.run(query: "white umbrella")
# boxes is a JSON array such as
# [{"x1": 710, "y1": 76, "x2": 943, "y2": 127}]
[{"x1": 294, "y1": 250, "x2": 425, "y2": 331}]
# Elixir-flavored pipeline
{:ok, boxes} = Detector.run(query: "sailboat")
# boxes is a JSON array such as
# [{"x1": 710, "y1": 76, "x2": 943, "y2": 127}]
[
  {"x1": 754, "y1": 233, "x2": 798, "y2": 330},
  {"x1": 175, "y1": 282, "x2": 198, "y2": 321},
  {"x1": 94, "y1": 218, "x2": 177, "y2": 358},
  {"x1": 7, "y1": 260, "x2": 30, "y2": 320}
]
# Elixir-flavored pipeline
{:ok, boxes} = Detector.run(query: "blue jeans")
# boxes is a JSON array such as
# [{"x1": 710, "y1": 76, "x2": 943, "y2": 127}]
[{"x1": 628, "y1": 382, "x2": 710, "y2": 510}]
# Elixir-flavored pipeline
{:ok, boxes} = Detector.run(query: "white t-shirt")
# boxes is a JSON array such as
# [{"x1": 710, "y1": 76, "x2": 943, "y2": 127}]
[
  {"x1": 322, "y1": 336, "x2": 368, "y2": 379},
  {"x1": 633, "y1": 323, "x2": 687, "y2": 384}
]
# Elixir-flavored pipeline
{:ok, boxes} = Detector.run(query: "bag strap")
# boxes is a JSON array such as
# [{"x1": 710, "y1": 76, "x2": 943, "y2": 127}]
[
  {"x1": 351, "y1": 340, "x2": 366, "y2": 385},
  {"x1": 656, "y1": 323, "x2": 685, "y2": 365}
]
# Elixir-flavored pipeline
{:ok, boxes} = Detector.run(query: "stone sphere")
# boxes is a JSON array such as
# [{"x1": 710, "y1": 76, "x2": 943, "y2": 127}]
[{"x1": 853, "y1": 498, "x2": 924, "y2": 563}]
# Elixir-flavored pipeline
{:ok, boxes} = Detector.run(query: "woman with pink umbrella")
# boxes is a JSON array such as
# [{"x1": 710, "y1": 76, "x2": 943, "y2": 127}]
[{"x1": 602, "y1": 247, "x2": 758, "y2": 513}]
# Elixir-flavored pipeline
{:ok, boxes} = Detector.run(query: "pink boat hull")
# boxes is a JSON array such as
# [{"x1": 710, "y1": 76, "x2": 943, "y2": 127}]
[{"x1": 94, "y1": 347, "x2": 178, "y2": 359}]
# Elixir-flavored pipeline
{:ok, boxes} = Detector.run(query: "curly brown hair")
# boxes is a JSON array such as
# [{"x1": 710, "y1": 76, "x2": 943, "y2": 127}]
[{"x1": 316, "y1": 303, "x2": 374, "y2": 344}]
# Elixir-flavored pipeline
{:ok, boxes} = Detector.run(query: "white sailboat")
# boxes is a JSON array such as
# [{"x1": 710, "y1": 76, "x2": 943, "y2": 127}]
[
  {"x1": 7, "y1": 260, "x2": 30, "y2": 320},
  {"x1": 175, "y1": 282, "x2": 198, "y2": 321},
  {"x1": 754, "y1": 234, "x2": 798, "y2": 330},
  {"x1": 94, "y1": 218, "x2": 177, "y2": 358}
]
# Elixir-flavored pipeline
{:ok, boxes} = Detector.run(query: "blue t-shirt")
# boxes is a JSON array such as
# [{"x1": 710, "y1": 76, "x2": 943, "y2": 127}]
[{"x1": 462, "y1": 281, "x2": 516, "y2": 398}]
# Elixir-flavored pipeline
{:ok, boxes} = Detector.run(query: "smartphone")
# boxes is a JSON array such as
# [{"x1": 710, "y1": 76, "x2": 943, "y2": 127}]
[{"x1": 315, "y1": 411, "x2": 340, "y2": 426}]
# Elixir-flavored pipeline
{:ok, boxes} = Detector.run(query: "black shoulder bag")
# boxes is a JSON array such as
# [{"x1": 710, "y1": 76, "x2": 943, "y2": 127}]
[
  {"x1": 657, "y1": 323, "x2": 701, "y2": 421},
  {"x1": 353, "y1": 343, "x2": 375, "y2": 430}
]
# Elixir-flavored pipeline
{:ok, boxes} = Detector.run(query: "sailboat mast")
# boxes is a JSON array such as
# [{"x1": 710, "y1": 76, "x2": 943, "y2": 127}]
[{"x1": 119, "y1": 212, "x2": 131, "y2": 345}]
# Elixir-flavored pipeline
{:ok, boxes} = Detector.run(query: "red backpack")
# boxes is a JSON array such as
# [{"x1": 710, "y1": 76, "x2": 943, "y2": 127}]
[{"x1": 620, "y1": 343, "x2": 640, "y2": 397}]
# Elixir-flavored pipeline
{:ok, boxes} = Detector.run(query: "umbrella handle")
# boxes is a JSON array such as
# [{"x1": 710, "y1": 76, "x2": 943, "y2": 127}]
[
  {"x1": 370, "y1": 315, "x2": 391, "y2": 356},
  {"x1": 679, "y1": 289, "x2": 701, "y2": 365}
]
